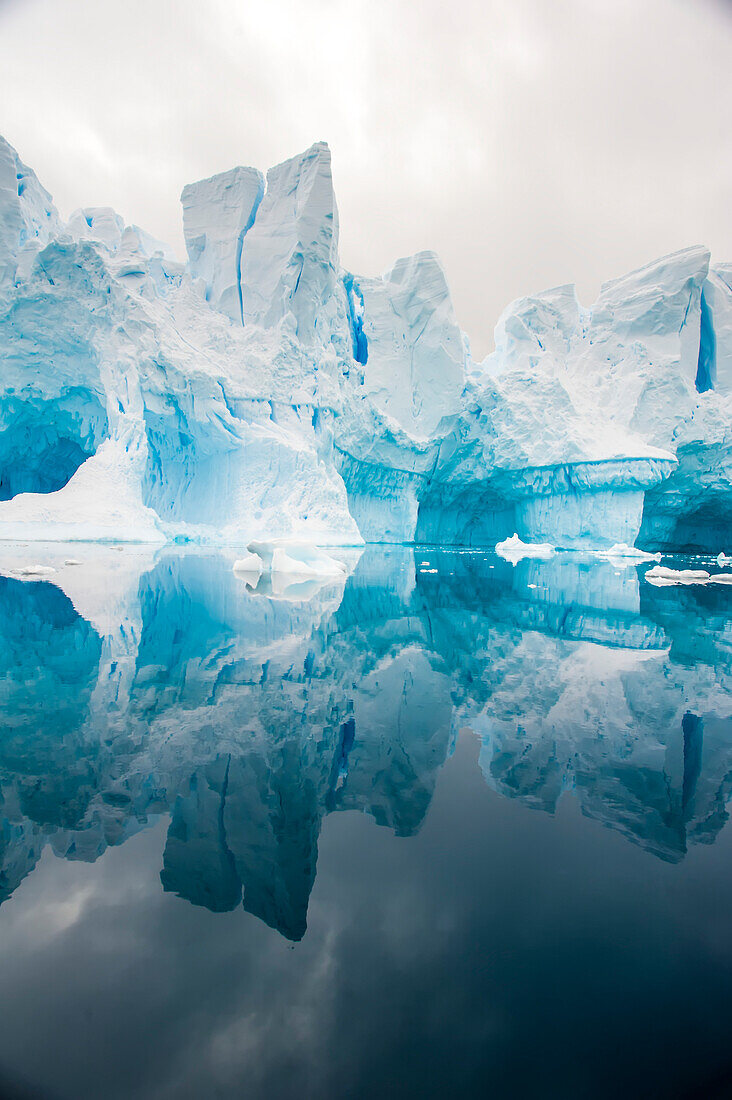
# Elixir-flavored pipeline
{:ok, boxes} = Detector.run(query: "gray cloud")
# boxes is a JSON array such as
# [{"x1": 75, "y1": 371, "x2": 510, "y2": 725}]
[{"x1": 1, "y1": 0, "x2": 730, "y2": 356}]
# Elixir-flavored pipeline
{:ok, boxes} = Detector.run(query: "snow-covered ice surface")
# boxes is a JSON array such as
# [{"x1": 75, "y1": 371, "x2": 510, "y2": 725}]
[{"x1": 0, "y1": 134, "x2": 730, "y2": 552}]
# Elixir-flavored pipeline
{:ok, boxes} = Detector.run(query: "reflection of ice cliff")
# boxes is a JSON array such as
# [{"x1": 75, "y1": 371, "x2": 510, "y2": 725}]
[{"x1": 0, "y1": 549, "x2": 731, "y2": 936}]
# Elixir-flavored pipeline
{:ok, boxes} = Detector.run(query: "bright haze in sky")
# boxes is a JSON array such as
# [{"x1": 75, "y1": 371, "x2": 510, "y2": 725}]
[{"x1": 1, "y1": 0, "x2": 730, "y2": 357}]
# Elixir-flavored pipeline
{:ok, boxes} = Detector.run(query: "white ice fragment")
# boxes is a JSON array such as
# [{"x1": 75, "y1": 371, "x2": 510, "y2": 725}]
[
  {"x1": 12, "y1": 564, "x2": 56, "y2": 575},
  {"x1": 248, "y1": 540, "x2": 347, "y2": 579},
  {"x1": 232, "y1": 552, "x2": 264, "y2": 578},
  {"x1": 597, "y1": 543, "x2": 661, "y2": 562},
  {"x1": 496, "y1": 533, "x2": 555, "y2": 563}
]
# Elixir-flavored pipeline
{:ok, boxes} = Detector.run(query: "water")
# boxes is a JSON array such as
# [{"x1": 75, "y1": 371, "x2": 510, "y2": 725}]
[{"x1": 0, "y1": 546, "x2": 731, "y2": 1099}]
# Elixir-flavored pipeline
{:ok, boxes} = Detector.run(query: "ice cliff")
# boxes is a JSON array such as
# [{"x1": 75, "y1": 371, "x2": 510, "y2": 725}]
[{"x1": 0, "y1": 133, "x2": 730, "y2": 550}]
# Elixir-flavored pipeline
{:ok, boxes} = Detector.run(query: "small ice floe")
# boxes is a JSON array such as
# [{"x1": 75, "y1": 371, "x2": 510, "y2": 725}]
[
  {"x1": 234, "y1": 540, "x2": 348, "y2": 590},
  {"x1": 645, "y1": 565, "x2": 732, "y2": 586},
  {"x1": 596, "y1": 543, "x2": 661, "y2": 564},
  {"x1": 495, "y1": 533, "x2": 554, "y2": 563},
  {"x1": 250, "y1": 540, "x2": 347, "y2": 579},
  {"x1": 12, "y1": 564, "x2": 56, "y2": 576},
  {"x1": 717, "y1": 552, "x2": 732, "y2": 566},
  {"x1": 232, "y1": 551, "x2": 264, "y2": 578},
  {"x1": 64, "y1": 559, "x2": 82, "y2": 566}
]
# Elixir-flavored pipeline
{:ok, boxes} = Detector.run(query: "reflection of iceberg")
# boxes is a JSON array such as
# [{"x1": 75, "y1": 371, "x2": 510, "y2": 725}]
[
  {"x1": 467, "y1": 582, "x2": 732, "y2": 862},
  {"x1": 0, "y1": 548, "x2": 731, "y2": 933}
]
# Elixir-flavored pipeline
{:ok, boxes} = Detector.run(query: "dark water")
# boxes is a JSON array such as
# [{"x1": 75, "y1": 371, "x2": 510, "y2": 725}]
[{"x1": 0, "y1": 547, "x2": 732, "y2": 1099}]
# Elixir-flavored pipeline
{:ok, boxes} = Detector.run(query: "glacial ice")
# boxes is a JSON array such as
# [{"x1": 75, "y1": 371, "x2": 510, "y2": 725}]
[
  {"x1": 495, "y1": 533, "x2": 554, "y2": 562},
  {"x1": 181, "y1": 166, "x2": 264, "y2": 323},
  {"x1": 0, "y1": 133, "x2": 730, "y2": 552},
  {"x1": 232, "y1": 551, "x2": 264, "y2": 577},
  {"x1": 247, "y1": 540, "x2": 347, "y2": 578}
]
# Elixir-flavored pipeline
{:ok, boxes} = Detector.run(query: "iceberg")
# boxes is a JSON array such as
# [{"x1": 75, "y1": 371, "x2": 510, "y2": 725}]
[{"x1": 0, "y1": 133, "x2": 730, "y2": 552}]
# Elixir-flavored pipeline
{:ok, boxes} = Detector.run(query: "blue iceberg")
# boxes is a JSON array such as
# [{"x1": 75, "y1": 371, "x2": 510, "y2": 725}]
[{"x1": 0, "y1": 135, "x2": 730, "y2": 551}]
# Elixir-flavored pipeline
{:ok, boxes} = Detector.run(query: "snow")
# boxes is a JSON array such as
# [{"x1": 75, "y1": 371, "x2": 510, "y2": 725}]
[{"x1": 0, "y1": 133, "x2": 730, "y2": 553}]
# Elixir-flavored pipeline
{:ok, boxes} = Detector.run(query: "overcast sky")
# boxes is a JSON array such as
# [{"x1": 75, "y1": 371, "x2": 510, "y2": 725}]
[{"x1": 1, "y1": 0, "x2": 730, "y2": 356}]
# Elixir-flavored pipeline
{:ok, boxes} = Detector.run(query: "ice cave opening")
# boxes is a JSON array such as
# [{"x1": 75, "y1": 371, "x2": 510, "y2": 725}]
[
  {"x1": 415, "y1": 483, "x2": 516, "y2": 546},
  {"x1": 0, "y1": 394, "x2": 108, "y2": 501}
]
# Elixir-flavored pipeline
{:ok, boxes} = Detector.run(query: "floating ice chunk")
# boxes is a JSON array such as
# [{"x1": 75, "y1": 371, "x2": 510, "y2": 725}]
[
  {"x1": 598, "y1": 544, "x2": 661, "y2": 561},
  {"x1": 64, "y1": 559, "x2": 82, "y2": 566},
  {"x1": 12, "y1": 563, "x2": 56, "y2": 576},
  {"x1": 717, "y1": 553, "x2": 732, "y2": 566},
  {"x1": 709, "y1": 573, "x2": 732, "y2": 584},
  {"x1": 232, "y1": 551, "x2": 264, "y2": 578},
  {"x1": 594, "y1": 543, "x2": 662, "y2": 568},
  {"x1": 248, "y1": 540, "x2": 347, "y2": 579},
  {"x1": 496, "y1": 533, "x2": 555, "y2": 563}
]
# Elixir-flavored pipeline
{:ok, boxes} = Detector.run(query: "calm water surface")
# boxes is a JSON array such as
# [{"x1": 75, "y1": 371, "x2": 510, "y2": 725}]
[{"x1": 0, "y1": 547, "x2": 731, "y2": 1099}]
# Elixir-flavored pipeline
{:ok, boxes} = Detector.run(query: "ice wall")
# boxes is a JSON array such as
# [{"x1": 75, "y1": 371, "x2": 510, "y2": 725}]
[
  {"x1": 0, "y1": 133, "x2": 730, "y2": 551},
  {"x1": 181, "y1": 165, "x2": 264, "y2": 322}
]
